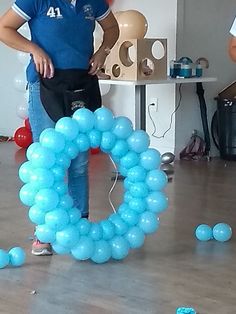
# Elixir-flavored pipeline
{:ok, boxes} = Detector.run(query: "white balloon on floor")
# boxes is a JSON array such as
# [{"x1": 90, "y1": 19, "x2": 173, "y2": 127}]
[
  {"x1": 13, "y1": 72, "x2": 27, "y2": 92},
  {"x1": 16, "y1": 100, "x2": 29, "y2": 120}
]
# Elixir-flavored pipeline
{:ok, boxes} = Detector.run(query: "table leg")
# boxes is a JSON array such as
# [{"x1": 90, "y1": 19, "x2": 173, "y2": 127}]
[{"x1": 135, "y1": 85, "x2": 146, "y2": 130}]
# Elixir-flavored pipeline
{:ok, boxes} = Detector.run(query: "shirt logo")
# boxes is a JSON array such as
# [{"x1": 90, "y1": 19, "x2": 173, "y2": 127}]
[
  {"x1": 83, "y1": 5, "x2": 94, "y2": 20},
  {"x1": 46, "y1": 7, "x2": 63, "y2": 19}
]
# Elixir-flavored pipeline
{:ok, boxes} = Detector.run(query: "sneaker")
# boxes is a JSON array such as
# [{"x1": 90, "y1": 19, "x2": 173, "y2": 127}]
[{"x1": 31, "y1": 240, "x2": 53, "y2": 256}]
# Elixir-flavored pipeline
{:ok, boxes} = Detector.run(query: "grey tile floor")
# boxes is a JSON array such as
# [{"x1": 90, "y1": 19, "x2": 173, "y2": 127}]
[{"x1": 0, "y1": 142, "x2": 236, "y2": 314}]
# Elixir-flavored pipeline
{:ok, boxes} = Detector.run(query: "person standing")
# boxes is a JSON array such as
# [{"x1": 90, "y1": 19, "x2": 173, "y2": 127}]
[
  {"x1": 0, "y1": 0, "x2": 119, "y2": 255},
  {"x1": 229, "y1": 16, "x2": 236, "y2": 61}
]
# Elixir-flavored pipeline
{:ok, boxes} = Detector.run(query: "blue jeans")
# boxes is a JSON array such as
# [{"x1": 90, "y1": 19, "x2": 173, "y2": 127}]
[{"x1": 28, "y1": 81, "x2": 89, "y2": 217}]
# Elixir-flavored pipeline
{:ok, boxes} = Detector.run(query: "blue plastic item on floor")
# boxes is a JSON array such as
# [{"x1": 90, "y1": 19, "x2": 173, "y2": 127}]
[{"x1": 176, "y1": 307, "x2": 196, "y2": 314}]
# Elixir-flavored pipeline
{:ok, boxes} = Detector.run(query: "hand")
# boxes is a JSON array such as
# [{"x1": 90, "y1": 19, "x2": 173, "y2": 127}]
[
  {"x1": 31, "y1": 45, "x2": 54, "y2": 79},
  {"x1": 88, "y1": 48, "x2": 108, "y2": 75}
]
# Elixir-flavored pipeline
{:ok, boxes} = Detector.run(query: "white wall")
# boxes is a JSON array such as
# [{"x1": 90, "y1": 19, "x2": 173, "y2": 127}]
[
  {"x1": 0, "y1": 0, "x2": 177, "y2": 156},
  {"x1": 175, "y1": 0, "x2": 236, "y2": 157},
  {"x1": 0, "y1": 1, "x2": 27, "y2": 137}
]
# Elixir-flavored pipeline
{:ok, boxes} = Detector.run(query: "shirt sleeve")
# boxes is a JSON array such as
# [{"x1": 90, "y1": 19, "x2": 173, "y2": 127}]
[
  {"x1": 95, "y1": 0, "x2": 110, "y2": 21},
  {"x1": 230, "y1": 16, "x2": 236, "y2": 36},
  {"x1": 12, "y1": 0, "x2": 38, "y2": 21}
]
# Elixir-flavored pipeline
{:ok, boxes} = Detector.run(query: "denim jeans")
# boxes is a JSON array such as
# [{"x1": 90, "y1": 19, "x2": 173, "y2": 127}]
[{"x1": 28, "y1": 81, "x2": 89, "y2": 217}]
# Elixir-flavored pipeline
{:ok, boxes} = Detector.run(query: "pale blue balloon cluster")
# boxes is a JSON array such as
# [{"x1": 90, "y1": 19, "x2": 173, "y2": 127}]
[
  {"x1": 0, "y1": 247, "x2": 26, "y2": 269},
  {"x1": 195, "y1": 223, "x2": 232, "y2": 242},
  {"x1": 19, "y1": 108, "x2": 168, "y2": 263}
]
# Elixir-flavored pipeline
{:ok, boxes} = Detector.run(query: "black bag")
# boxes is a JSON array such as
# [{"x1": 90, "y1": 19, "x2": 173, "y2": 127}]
[{"x1": 40, "y1": 69, "x2": 102, "y2": 122}]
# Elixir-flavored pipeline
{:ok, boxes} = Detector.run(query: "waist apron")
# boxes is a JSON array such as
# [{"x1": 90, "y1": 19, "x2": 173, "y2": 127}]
[{"x1": 40, "y1": 69, "x2": 102, "y2": 122}]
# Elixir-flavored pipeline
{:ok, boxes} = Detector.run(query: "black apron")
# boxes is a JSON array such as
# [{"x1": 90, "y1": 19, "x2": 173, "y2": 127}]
[{"x1": 40, "y1": 69, "x2": 102, "y2": 122}]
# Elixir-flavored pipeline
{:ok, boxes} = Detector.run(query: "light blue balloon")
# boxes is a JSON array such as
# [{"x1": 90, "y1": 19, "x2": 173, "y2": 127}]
[
  {"x1": 51, "y1": 242, "x2": 71, "y2": 255},
  {"x1": 145, "y1": 169, "x2": 168, "y2": 191},
  {"x1": 0, "y1": 249, "x2": 9, "y2": 269},
  {"x1": 129, "y1": 197, "x2": 146, "y2": 213},
  {"x1": 120, "y1": 208, "x2": 139, "y2": 226},
  {"x1": 30, "y1": 146, "x2": 56, "y2": 169},
  {"x1": 138, "y1": 211, "x2": 160, "y2": 234},
  {"x1": 118, "y1": 165, "x2": 128, "y2": 177},
  {"x1": 112, "y1": 116, "x2": 133, "y2": 139},
  {"x1": 127, "y1": 130, "x2": 150, "y2": 153},
  {"x1": 67, "y1": 207, "x2": 81, "y2": 224},
  {"x1": 100, "y1": 220, "x2": 115, "y2": 240},
  {"x1": 35, "y1": 224, "x2": 56, "y2": 243},
  {"x1": 72, "y1": 108, "x2": 95, "y2": 133},
  {"x1": 40, "y1": 128, "x2": 66, "y2": 153},
  {"x1": 88, "y1": 129, "x2": 102, "y2": 148},
  {"x1": 109, "y1": 213, "x2": 128, "y2": 236},
  {"x1": 45, "y1": 209, "x2": 70, "y2": 231},
  {"x1": 28, "y1": 204, "x2": 46, "y2": 225},
  {"x1": 129, "y1": 182, "x2": 149, "y2": 198},
  {"x1": 35, "y1": 188, "x2": 59, "y2": 211},
  {"x1": 55, "y1": 152, "x2": 71, "y2": 169},
  {"x1": 26, "y1": 142, "x2": 41, "y2": 160},
  {"x1": 88, "y1": 223, "x2": 103, "y2": 241},
  {"x1": 52, "y1": 181, "x2": 68, "y2": 196},
  {"x1": 123, "y1": 178, "x2": 133, "y2": 190},
  {"x1": 110, "y1": 236, "x2": 130, "y2": 260},
  {"x1": 94, "y1": 107, "x2": 114, "y2": 131},
  {"x1": 63, "y1": 141, "x2": 79, "y2": 159},
  {"x1": 71, "y1": 236, "x2": 95, "y2": 260},
  {"x1": 51, "y1": 165, "x2": 65, "y2": 181},
  {"x1": 120, "y1": 151, "x2": 139, "y2": 169},
  {"x1": 75, "y1": 133, "x2": 90, "y2": 152},
  {"x1": 19, "y1": 183, "x2": 38, "y2": 207},
  {"x1": 140, "y1": 148, "x2": 161, "y2": 170},
  {"x1": 58, "y1": 194, "x2": 74, "y2": 209},
  {"x1": 55, "y1": 117, "x2": 79, "y2": 141},
  {"x1": 56, "y1": 226, "x2": 80, "y2": 249},
  {"x1": 125, "y1": 226, "x2": 145, "y2": 248},
  {"x1": 19, "y1": 161, "x2": 33, "y2": 183},
  {"x1": 76, "y1": 218, "x2": 91, "y2": 235},
  {"x1": 213, "y1": 223, "x2": 232, "y2": 242},
  {"x1": 117, "y1": 203, "x2": 129, "y2": 214},
  {"x1": 146, "y1": 191, "x2": 168, "y2": 213},
  {"x1": 123, "y1": 191, "x2": 133, "y2": 203},
  {"x1": 111, "y1": 139, "x2": 129, "y2": 158},
  {"x1": 195, "y1": 224, "x2": 213, "y2": 241},
  {"x1": 91, "y1": 240, "x2": 111, "y2": 264},
  {"x1": 8, "y1": 247, "x2": 26, "y2": 267},
  {"x1": 127, "y1": 166, "x2": 146, "y2": 183},
  {"x1": 29, "y1": 168, "x2": 54, "y2": 189},
  {"x1": 100, "y1": 131, "x2": 116, "y2": 151}
]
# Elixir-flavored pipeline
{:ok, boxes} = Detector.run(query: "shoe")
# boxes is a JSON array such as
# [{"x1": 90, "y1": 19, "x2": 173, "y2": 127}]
[{"x1": 31, "y1": 239, "x2": 53, "y2": 256}]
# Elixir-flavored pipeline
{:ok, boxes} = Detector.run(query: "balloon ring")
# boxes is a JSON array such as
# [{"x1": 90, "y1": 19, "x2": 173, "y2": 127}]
[{"x1": 19, "y1": 108, "x2": 168, "y2": 263}]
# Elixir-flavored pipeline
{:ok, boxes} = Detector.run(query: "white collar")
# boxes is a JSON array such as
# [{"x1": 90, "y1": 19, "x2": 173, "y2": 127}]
[{"x1": 71, "y1": 0, "x2": 76, "y2": 6}]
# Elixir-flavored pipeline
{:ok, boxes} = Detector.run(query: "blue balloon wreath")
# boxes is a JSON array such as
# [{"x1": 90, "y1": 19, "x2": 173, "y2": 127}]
[{"x1": 19, "y1": 108, "x2": 168, "y2": 263}]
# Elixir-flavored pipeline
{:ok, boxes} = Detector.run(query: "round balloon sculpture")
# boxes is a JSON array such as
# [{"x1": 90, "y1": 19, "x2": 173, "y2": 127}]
[{"x1": 19, "y1": 108, "x2": 168, "y2": 263}]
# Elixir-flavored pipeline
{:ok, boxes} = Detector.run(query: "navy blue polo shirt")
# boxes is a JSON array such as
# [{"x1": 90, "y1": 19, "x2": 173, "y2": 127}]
[{"x1": 12, "y1": 0, "x2": 110, "y2": 82}]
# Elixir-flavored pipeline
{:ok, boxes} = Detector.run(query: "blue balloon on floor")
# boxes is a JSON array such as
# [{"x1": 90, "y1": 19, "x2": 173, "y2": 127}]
[
  {"x1": 71, "y1": 236, "x2": 95, "y2": 260},
  {"x1": 91, "y1": 240, "x2": 111, "y2": 264},
  {"x1": 8, "y1": 247, "x2": 26, "y2": 267},
  {"x1": 0, "y1": 249, "x2": 9, "y2": 269},
  {"x1": 195, "y1": 224, "x2": 213, "y2": 241},
  {"x1": 213, "y1": 223, "x2": 232, "y2": 242}
]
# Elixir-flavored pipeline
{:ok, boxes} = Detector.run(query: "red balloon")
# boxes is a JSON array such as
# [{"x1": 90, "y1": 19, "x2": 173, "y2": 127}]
[
  {"x1": 14, "y1": 126, "x2": 32, "y2": 148},
  {"x1": 90, "y1": 147, "x2": 100, "y2": 155},
  {"x1": 24, "y1": 118, "x2": 31, "y2": 130},
  {"x1": 106, "y1": 0, "x2": 113, "y2": 5}
]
